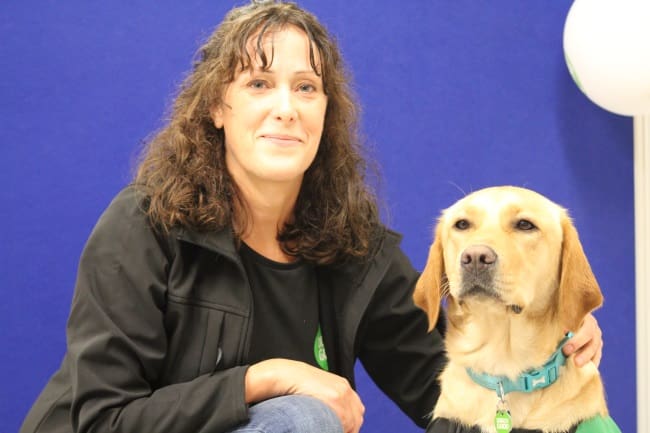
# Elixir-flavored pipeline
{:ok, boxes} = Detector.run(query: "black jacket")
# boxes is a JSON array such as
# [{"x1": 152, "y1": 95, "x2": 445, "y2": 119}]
[{"x1": 20, "y1": 186, "x2": 446, "y2": 433}]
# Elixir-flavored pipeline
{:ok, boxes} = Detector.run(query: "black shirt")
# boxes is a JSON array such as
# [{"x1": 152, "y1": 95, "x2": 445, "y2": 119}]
[{"x1": 240, "y1": 242, "x2": 328, "y2": 370}]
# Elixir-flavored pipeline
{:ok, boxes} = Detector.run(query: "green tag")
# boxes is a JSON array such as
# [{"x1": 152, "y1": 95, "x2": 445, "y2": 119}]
[
  {"x1": 495, "y1": 410, "x2": 512, "y2": 433},
  {"x1": 313, "y1": 326, "x2": 329, "y2": 371}
]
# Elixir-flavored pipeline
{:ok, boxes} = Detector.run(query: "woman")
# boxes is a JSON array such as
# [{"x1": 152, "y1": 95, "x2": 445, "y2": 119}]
[{"x1": 20, "y1": 2, "x2": 603, "y2": 433}]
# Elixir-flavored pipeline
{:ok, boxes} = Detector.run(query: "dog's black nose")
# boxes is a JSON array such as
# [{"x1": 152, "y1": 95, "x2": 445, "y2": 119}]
[{"x1": 461, "y1": 245, "x2": 497, "y2": 270}]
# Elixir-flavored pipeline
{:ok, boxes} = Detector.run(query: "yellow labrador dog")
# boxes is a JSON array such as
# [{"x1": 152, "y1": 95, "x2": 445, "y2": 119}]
[{"x1": 414, "y1": 186, "x2": 620, "y2": 433}]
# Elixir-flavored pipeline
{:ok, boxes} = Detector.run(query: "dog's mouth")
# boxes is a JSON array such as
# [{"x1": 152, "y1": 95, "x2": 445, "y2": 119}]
[
  {"x1": 458, "y1": 284, "x2": 524, "y2": 314},
  {"x1": 460, "y1": 284, "x2": 501, "y2": 300}
]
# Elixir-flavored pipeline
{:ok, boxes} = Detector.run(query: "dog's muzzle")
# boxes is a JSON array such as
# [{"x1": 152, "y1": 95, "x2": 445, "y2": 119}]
[
  {"x1": 459, "y1": 245, "x2": 499, "y2": 299},
  {"x1": 458, "y1": 245, "x2": 524, "y2": 313}
]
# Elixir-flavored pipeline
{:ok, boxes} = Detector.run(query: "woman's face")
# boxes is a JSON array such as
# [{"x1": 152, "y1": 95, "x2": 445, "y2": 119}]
[{"x1": 211, "y1": 26, "x2": 328, "y2": 189}]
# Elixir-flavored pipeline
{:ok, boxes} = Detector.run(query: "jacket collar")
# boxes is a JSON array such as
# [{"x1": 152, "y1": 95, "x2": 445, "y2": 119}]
[{"x1": 173, "y1": 225, "x2": 240, "y2": 262}]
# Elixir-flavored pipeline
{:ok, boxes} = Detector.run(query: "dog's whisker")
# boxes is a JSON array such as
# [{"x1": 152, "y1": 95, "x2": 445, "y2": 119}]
[
  {"x1": 440, "y1": 278, "x2": 451, "y2": 298},
  {"x1": 446, "y1": 180, "x2": 468, "y2": 197}
]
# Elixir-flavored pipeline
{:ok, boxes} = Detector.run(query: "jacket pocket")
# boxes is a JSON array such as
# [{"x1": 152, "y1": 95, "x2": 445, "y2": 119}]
[
  {"x1": 200, "y1": 308, "x2": 225, "y2": 374},
  {"x1": 158, "y1": 299, "x2": 226, "y2": 385}
]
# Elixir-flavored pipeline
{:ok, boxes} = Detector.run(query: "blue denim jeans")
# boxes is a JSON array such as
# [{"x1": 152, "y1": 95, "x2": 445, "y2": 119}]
[{"x1": 228, "y1": 395, "x2": 344, "y2": 433}]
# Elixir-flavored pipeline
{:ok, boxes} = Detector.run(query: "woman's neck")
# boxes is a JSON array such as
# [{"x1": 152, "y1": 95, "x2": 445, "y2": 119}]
[{"x1": 234, "y1": 178, "x2": 301, "y2": 263}]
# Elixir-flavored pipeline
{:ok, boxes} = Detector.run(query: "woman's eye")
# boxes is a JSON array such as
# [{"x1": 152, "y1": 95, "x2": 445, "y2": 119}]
[
  {"x1": 298, "y1": 83, "x2": 317, "y2": 93},
  {"x1": 515, "y1": 219, "x2": 536, "y2": 231},
  {"x1": 454, "y1": 219, "x2": 470, "y2": 230},
  {"x1": 248, "y1": 79, "x2": 268, "y2": 90}
]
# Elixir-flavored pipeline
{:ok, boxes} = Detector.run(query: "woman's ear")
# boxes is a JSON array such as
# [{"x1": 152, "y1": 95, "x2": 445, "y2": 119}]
[{"x1": 210, "y1": 105, "x2": 224, "y2": 129}]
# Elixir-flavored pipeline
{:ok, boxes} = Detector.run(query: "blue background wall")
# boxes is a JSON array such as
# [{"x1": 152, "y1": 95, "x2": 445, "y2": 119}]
[{"x1": 1, "y1": 1, "x2": 636, "y2": 432}]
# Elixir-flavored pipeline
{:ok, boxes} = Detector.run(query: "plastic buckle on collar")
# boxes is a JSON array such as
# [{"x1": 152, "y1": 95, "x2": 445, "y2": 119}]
[{"x1": 524, "y1": 369, "x2": 549, "y2": 391}]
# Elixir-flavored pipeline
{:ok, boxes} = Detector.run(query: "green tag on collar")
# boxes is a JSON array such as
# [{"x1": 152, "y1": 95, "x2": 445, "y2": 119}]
[
  {"x1": 314, "y1": 326, "x2": 329, "y2": 371},
  {"x1": 495, "y1": 410, "x2": 512, "y2": 433}
]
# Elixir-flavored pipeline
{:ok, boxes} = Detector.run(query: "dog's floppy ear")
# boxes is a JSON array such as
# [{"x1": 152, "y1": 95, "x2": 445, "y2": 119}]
[
  {"x1": 557, "y1": 215, "x2": 603, "y2": 331},
  {"x1": 414, "y1": 221, "x2": 445, "y2": 331}
]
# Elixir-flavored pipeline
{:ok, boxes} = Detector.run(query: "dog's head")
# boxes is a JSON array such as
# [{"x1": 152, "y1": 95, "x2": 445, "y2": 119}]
[{"x1": 413, "y1": 186, "x2": 603, "y2": 332}]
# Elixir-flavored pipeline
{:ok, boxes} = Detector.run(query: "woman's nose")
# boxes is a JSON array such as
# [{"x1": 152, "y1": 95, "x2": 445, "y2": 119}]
[{"x1": 272, "y1": 88, "x2": 297, "y2": 122}]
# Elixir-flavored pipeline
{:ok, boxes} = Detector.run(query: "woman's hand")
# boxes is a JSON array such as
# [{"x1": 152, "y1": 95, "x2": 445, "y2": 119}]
[
  {"x1": 563, "y1": 312, "x2": 603, "y2": 367},
  {"x1": 245, "y1": 358, "x2": 365, "y2": 433}
]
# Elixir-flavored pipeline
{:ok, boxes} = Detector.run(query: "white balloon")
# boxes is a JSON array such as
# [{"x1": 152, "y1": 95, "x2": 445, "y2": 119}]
[{"x1": 563, "y1": 0, "x2": 650, "y2": 116}]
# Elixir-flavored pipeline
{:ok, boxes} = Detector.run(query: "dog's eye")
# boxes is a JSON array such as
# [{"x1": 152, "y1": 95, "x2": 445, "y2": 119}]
[
  {"x1": 454, "y1": 219, "x2": 470, "y2": 230},
  {"x1": 515, "y1": 219, "x2": 536, "y2": 231}
]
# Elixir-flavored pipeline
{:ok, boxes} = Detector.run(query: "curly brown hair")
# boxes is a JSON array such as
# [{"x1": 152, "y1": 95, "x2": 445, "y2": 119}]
[{"x1": 134, "y1": 0, "x2": 381, "y2": 264}]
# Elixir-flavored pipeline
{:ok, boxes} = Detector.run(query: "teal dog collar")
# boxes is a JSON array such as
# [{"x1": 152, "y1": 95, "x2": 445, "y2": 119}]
[{"x1": 466, "y1": 332, "x2": 573, "y2": 394}]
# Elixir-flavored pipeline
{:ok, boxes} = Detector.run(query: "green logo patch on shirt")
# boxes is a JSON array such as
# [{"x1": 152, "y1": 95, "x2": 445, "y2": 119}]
[{"x1": 314, "y1": 326, "x2": 329, "y2": 371}]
